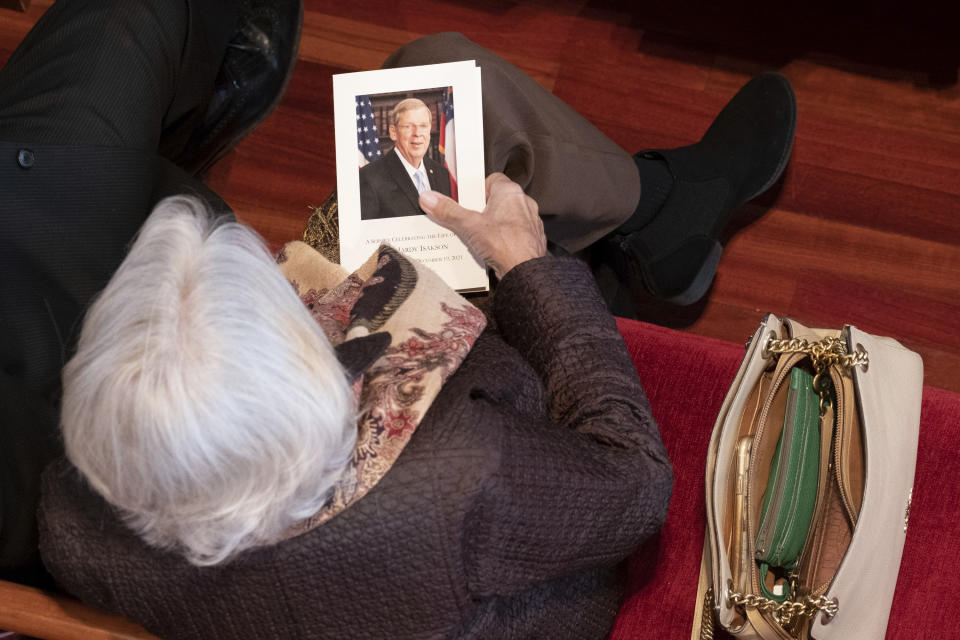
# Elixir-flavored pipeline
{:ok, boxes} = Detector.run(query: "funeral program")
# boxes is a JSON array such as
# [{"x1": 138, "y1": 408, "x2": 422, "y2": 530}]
[{"x1": 333, "y1": 61, "x2": 487, "y2": 292}]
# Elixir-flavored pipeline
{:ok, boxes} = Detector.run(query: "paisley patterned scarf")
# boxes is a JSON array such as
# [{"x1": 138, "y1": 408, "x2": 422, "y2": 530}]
[{"x1": 276, "y1": 242, "x2": 486, "y2": 536}]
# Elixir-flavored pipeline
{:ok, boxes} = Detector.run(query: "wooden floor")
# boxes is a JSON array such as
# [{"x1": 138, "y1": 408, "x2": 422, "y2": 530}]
[{"x1": 3, "y1": 0, "x2": 958, "y2": 393}]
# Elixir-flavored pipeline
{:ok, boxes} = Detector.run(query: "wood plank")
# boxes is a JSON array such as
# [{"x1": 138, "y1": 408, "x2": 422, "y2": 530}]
[{"x1": 0, "y1": 580, "x2": 158, "y2": 640}]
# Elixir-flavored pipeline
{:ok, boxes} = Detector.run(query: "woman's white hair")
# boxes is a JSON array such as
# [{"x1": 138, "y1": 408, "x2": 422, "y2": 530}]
[{"x1": 61, "y1": 196, "x2": 356, "y2": 566}]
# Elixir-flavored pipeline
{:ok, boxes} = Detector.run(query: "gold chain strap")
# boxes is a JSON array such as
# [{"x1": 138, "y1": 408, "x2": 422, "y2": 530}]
[
  {"x1": 727, "y1": 587, "x2": 839, "y2": 622},
  {"x1": 765, "y1": 336, "x2": 868, "y2": 413},
  {"x1": 765, "y1": 335, "x2": 868, "y2": 372},
  {"x1": 699, "y1": 587, "x2": 715, "y2": 640}
]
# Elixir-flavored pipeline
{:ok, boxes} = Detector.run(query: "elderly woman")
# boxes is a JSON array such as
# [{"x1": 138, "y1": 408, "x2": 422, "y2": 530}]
[
  {"x1": 8, "y1": 2, "x2": 796, "y2": 638},
  {"x1": 42, "y1": 178, "x2": 672, "y2": 638}
]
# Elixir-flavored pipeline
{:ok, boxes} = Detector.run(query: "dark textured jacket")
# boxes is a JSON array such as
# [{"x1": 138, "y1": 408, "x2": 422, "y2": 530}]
[{"x1": 39, "y1": 257, "x2": 673, "y2": 639}]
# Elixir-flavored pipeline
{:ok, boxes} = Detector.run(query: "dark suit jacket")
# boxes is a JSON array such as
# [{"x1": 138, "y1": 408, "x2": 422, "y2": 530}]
[
  {"x1": 0, "y1": 141, "x2": 227, "y2": 574},
  {"x1": 359, "y1": 149, "x2": 452, "y2": 220},
  {"x1": 39, "y1": 257, "x2": 673, "y2": 640}
]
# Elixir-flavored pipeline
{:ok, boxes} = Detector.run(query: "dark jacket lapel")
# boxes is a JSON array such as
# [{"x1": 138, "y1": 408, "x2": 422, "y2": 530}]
[{"x1": 385, "y1": 150, "x2": 422, "y2": 213}]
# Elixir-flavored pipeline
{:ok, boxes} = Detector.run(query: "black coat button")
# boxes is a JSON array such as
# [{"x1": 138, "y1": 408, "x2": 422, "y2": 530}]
[{"x1": 17, "y1": 149, "x2": 35, "y2": 169}]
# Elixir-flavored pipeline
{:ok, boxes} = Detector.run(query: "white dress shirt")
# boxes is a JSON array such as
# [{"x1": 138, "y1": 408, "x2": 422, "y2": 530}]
[{"x1": 394, "y1": 148, "x2": 430, "y2": 194}]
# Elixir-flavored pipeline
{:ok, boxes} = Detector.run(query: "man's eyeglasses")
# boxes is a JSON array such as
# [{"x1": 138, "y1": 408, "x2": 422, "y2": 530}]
[{"x1": 396, "y1": 123, "x2": 431, "y2": 133}]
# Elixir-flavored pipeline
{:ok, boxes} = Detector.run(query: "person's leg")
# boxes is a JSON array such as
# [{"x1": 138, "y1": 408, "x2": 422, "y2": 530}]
[
  {"x1": 384, "y1": 33, "x2": 795, "y2": 306},
  {"x1": 608, "y1": 74, "x2": 796, "y2": 305},
  {"x1": 0, "y1": 0, "x2": 236, "y2": 151},
  {"x1": 382, "y1": 32, "x2": 641, "y2": 255}
]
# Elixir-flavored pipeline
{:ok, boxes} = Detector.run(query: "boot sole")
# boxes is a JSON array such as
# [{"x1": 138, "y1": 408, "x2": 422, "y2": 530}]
[
  {"x1": 742, "y1": 73, "x2": 797, "y2": 202},
  {"x1": 664, "y1": 241, "x2": 723, "y2": 306}
]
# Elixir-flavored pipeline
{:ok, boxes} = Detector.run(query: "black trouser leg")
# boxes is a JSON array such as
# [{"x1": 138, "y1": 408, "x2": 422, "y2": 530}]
[{"x1": 0, "y1": 0, "x2": 237, "y2": 152}]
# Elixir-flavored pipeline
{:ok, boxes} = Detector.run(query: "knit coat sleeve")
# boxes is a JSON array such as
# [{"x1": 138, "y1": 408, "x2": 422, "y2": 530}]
[{"x1": 464, "y1": 256, "x2": 673, "y2": 597}]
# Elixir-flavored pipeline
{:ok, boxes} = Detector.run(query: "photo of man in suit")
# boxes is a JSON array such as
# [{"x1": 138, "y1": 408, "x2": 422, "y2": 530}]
[{"x1": 360, "y1": 97, "x2": 452, "y2": 220}]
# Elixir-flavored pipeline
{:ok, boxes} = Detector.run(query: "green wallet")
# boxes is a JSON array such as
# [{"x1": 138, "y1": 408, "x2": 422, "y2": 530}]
[{"x1": 754, "y1": 367, "x2": 821, "y2": 602}]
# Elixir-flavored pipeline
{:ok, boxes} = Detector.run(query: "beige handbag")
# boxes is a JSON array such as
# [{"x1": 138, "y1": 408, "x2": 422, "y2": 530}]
[{"x1": 692, "y1": 314, "x2": 922, "y2": 640}]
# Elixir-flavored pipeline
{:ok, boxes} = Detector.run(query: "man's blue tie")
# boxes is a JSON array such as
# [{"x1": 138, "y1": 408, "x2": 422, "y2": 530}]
[{"x1": 414, "y1": 172, "x2": 428, "y2": 194}]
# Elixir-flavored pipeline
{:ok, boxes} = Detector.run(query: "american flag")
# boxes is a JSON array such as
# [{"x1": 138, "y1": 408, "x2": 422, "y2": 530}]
[
  {"x1": 438, "y1": 86, "x2": 457, "y2": 199},
  {"x1": 356, "y1": 95, "x2": 381, "y2": 167}
]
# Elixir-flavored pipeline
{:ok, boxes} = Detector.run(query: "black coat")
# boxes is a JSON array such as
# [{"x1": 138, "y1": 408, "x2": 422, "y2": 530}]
[
  {"x1": 359, "y1": 149, "x2": 452, "y2": 220},
  {"x1": 0, "y1": 141, "x2": 227, "y2": 572},
  {"x1": 39, "y1": 257, "x2": 673, "y2": 639}
]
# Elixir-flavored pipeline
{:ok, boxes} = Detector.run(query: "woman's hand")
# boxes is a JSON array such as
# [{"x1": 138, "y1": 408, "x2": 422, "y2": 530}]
[{"x1": 419, "y1": 173, "x2": 547, "y2": 279}]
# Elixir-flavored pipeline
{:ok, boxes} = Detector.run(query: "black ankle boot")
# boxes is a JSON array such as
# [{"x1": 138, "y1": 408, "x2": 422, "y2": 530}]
[
  {"x1": 171, "y1": 0, "x2": 303, "y2": 175},
  {"x1": 609, "y1": 72, "x2": 797, "y2": 305}
]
